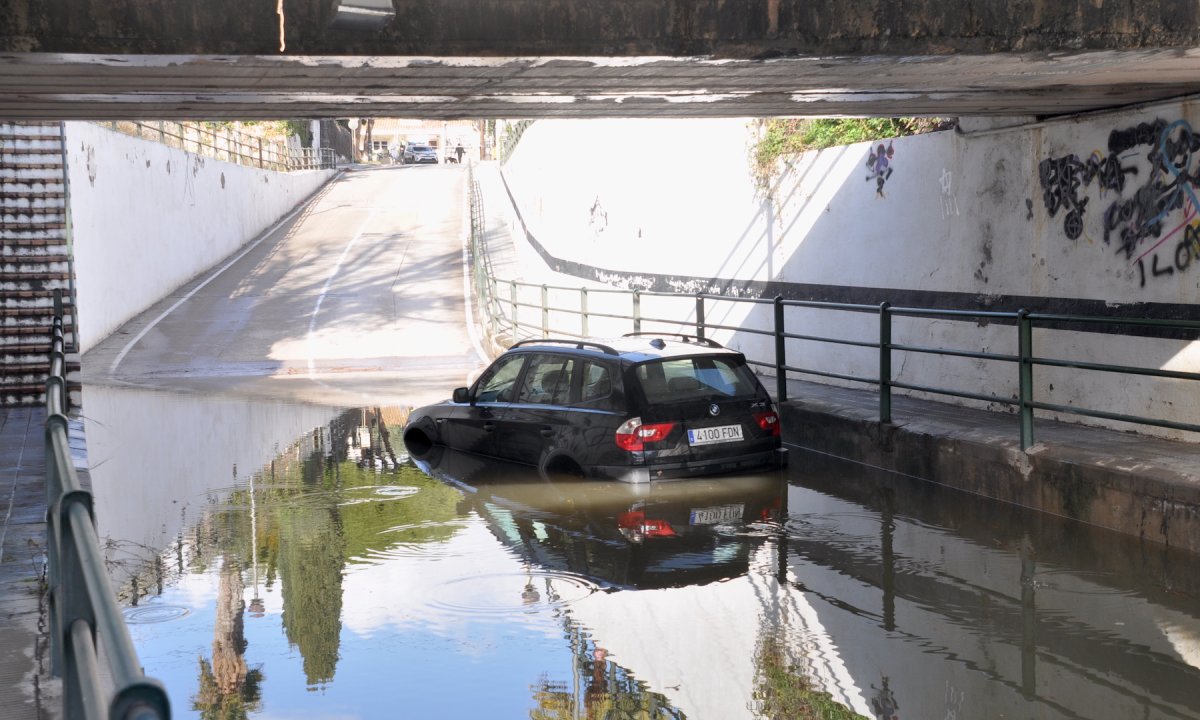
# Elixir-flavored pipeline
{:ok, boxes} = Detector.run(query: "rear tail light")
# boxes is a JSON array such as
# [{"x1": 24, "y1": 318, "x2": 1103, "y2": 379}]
[
  {"x1": 753, "y1": 410, "x2": 781, "y2": 437},
  {"x1": 615, "y1": 417, "x2": 676, "y2": 452}
]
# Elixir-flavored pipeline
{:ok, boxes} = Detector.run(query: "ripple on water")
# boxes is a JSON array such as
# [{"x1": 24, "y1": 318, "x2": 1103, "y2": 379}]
[
  {"x1": 124, "y1": 605, "x2": 191, "y2": 624},
  {"x1": 1028, "y1": 569, "x2": 1139, "y2": 597},
  {"x1": 347, "y1": 520, "x2": 473, "y2": 564},
  {"x1": 426, "y1": 570, "x2": 603, "y2": 617},
  {"x1": 714, "y1": 520, "x2": 785, "y2": 539},
  {"x1": 783, "y1": 511, "x2": 882, "y2": 535},
  {"x1": 339, "y1": 485, "x2": 421, "y2": 507}
]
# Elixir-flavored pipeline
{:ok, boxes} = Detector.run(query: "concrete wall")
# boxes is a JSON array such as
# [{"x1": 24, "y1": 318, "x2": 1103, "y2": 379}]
[
  {"x1": 64, "y1": 122, "x2": 335, "y2": 352},
  {"x1": 501, "y1": 106, "x2": 1200, "y2": 441},
  {"x1": 8, "y1": 1, "x2": 1200, "y2": 56}
]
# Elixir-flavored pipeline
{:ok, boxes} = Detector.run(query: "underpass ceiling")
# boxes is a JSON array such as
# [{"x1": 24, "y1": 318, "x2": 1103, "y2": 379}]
[
  {"x1": 4, "y1": 0, "x2": 1200, "y2": 120},
  {"x1": 4, "y1": 50, "x2": 1200, "y2": 120}
]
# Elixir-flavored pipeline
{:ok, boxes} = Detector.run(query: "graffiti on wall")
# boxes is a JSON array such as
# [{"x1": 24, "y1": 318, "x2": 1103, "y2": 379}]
[
  {"x1": 866, "y1": 142, "x2": 895, "y2": 197},
  {"x1": 939, "y1": 168, "x2": 960, "y2": 218},
  {"x1": 1039, "y1": 118, "x2": 1200, "y2": 286}
]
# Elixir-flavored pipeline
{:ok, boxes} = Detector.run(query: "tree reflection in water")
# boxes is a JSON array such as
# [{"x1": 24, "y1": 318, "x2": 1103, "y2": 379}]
[
  {"x1": 188, "y1": 407, "x2": 464, "y2": 694},
  {"x1": 530, "y1": 622, "x2": 684, "y2": 720},
  {"x1": 193, "y1": 558, "x2": 263, "y2": 720},
  {"x1": 750, "y1": 623, "x2": 867, "y2": 720}
]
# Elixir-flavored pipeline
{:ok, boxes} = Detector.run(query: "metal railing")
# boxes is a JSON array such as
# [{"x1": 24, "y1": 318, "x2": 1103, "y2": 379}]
[
  {"x1": 45, "y1": 293, "x2": 170, "y2": 720},
  {"x1": 499, "y1": 120, "x2": 534, "y2": 164},
  {"x1": 466, "y1": 187, "x2": 1200, "y2": 451},
  {"x1": 102, "y1": 120, "x2": 336, "y2": 171}
]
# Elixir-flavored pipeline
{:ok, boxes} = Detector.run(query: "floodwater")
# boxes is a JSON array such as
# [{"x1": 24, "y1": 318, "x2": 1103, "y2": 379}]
[{"x1": 84, "y1": 386, "x2": 1200, "y2": 720}]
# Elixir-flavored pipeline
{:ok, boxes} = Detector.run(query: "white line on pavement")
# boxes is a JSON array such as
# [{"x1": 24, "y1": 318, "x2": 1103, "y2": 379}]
[{"x1": 109, "y1": 176, "x2": 340, "y2": 375}]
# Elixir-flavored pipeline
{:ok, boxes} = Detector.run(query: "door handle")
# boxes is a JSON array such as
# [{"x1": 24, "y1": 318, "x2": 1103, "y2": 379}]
[
  {"x1": 540, "y1": 428, "x2": 555, "y2": 438},
  {"x1": 484, "y1": 423, "x2": 496, "y2": 432}
]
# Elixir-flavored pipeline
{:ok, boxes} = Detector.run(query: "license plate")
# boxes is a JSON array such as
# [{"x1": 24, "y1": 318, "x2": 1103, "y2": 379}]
[
  {"x1": 687, "y1": 424, "x2": 743, "y2": 446},
  {"x1": 690, "y1": 503, "x2": 744, "y2": 525}
]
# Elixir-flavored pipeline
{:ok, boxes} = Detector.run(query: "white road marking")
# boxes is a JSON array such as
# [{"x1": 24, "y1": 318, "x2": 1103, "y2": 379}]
[{"x1": 307, "y1": 208, "x2": 378, "y2": 377}]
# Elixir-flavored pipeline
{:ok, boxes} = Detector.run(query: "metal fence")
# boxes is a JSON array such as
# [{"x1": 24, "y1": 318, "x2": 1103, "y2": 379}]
[
  {"x1": 466, "y1": 179, "x2": 1200, "y2": 451},
  {"x1": 498, "y1": 119, "x2": 534, "y2": 164},
  {"x1": 101, "y1": 120, "x2": 336, "y2": 171},
  {"x1": 45, "y1": 293, "x2": 170, "y2": 720}
]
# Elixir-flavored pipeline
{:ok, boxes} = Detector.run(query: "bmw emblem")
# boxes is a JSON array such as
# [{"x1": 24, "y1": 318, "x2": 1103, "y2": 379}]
[{"x1": 708, "y1": 403, "x2": 721, "y2": 417}]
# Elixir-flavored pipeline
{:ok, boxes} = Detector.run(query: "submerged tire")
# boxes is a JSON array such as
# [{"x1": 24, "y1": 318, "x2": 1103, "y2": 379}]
[{"x1": 403, "y1": 427, "x2": 434, "y2": 458}]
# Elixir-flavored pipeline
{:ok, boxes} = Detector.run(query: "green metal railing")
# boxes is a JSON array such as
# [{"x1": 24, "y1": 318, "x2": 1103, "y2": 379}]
[
  {"x1": 466, "y1": 183, "x2": 1200, "y2": 451},
  {"x1": 45, "y1": 293, "x2": 170, "y2": 720}
]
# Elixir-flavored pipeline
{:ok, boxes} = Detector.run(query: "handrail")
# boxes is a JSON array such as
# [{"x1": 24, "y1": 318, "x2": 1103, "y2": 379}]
[
  {"x1": 464, "y1": 177, "x2": 1200, "y2": 450},
  {"x1": 100, "y1": 120, "x2": 336, "y2": 171},
  {"x1": 45, "y1": 292, "x2": 171, "y2": 720}
]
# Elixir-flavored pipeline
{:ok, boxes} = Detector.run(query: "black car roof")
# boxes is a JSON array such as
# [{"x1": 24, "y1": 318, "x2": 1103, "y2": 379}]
[{"x1": 508, "y1": 335, "x2": 741, "y2": 364}]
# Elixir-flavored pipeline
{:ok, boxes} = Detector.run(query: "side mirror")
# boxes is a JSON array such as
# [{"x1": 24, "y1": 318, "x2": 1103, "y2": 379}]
[{"x1": 452, "y1": 387, "x2": 471, "y2": 404}]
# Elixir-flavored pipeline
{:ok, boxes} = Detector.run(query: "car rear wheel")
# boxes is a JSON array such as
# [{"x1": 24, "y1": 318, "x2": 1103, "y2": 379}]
[{"x1": 541, "y1": 454, "x2": 584, "y2": 482}]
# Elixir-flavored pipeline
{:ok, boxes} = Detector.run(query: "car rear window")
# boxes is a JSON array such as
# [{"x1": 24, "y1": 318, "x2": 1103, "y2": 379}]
[{"x1": 635, "y1": 356, "x2": 759, "y2": 403}]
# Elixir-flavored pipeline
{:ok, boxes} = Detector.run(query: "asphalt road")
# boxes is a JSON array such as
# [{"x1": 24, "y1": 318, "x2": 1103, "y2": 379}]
[{"x1": 81, "y1": 164, "x2": 487, "y2": 408}]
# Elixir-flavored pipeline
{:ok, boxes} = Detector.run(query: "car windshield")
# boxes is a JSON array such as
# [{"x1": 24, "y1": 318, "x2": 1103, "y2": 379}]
[
  {"x1": 414, "y1": 146, "x2": 432, "y2": 152},
  {"x1": 634, "y1": 356, "x2": 759, "y2": 403}
]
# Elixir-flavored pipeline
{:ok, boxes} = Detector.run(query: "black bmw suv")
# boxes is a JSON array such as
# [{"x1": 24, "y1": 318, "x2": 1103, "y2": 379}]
[{"x1": 403, "y1": 334, "x2": 787, "y2": 482}]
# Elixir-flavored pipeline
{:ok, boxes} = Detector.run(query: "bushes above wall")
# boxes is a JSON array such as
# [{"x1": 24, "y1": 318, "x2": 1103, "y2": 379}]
[{"x1": 751, "y1": 117, "x2": 956, "y2": 191}]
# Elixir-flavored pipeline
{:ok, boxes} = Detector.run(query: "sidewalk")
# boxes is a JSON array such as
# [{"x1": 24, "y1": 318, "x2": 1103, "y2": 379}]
[
  {"x1": 0, "y1": 407, "x2": 58, "y2": 720},
  {"x1": 780, "y1": 375, "x2": 1200, "y2": 554}
]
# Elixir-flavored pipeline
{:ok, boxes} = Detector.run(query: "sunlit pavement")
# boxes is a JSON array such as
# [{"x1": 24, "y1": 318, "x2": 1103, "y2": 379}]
[{"x1": 80, "y1": 164, "x2": 488, "y2": 409}]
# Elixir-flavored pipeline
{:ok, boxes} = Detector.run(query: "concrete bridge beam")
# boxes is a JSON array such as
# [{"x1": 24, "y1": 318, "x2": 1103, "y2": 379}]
[
  {"x1": 2, "y1": 1, "x2": 1200, "y2": 121},
  {"x1": 5, "y1": 1, "x2": 1200, "y2": 57}
]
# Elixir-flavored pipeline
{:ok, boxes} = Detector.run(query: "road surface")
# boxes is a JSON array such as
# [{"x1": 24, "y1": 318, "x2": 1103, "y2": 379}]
[{"x1": 81, "y1": 164, "x2": 487, "y2": 408}]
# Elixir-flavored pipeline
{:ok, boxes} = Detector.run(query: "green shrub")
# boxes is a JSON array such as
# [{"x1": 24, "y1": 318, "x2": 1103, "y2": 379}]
[{"x1": 752, "y1": 117, "x2": 955, "y2": 192}]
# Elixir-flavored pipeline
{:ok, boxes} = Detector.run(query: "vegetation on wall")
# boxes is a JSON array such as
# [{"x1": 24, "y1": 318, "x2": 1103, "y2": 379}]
[
  {"x1": 751, "y1": 117, "x2": 955, "y2": 192},
  {"x1": 200, "y1": 120, "x2": 312, "y2": 146}
]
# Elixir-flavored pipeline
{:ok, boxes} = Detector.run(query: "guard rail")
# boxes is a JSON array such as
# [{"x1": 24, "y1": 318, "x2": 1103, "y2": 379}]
[{"x1": 45, "y1": 292, "x2": 170, "y2": 720}]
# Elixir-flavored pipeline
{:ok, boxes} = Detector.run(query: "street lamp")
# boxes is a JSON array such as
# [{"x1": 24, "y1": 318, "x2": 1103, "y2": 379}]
[{"x1": 329, "y1": 0, "x2": 395, "y2": 30}]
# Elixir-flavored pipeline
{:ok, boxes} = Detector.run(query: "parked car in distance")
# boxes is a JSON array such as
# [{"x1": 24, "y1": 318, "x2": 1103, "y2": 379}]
[
  {"x1": 402, "y1": 144, "x2": 438, "y2": 164},
  {"x1": 403, "y1": 334, "x2": 787, "y2": 483}
]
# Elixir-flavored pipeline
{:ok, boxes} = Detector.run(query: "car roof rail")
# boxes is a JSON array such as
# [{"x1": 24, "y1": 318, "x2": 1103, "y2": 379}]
[
  {"x1": 622, "y1": 332, "x2": 724, "y2": 349},
  {"x1": 509, "y1": 338, "x2": 620, "y2": 355}
]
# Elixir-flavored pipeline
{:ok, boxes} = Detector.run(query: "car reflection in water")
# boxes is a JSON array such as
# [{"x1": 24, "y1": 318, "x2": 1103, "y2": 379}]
[{"x1": 413, "y1": 444, "x2": 787, "y2": 590}]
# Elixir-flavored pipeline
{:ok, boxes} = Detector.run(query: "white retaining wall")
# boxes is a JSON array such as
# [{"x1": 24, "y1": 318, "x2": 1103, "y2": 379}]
[
  {"x1": 64, "y1": 122, "x2": 336, "y2": 352},
  {"x1": 501, "y1": 107, "x2": 1200, "y2": 440}
]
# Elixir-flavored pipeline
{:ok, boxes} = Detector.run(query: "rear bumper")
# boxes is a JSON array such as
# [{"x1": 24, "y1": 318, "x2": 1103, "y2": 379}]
[{"x1": 593, "y1": 447, "x2": 788, "y2": 484}]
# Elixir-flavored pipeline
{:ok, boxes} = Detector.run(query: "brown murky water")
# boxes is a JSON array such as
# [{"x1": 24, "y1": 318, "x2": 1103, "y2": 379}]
[{"x1": 86, "y1": 389, "x2": 1200, "y2": 720}]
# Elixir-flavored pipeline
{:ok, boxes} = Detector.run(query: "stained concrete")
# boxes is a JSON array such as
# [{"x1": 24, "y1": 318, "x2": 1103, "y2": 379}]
[
  {"x1": 5, "y1": 51, "x2": 1200, "y2": 120},
  {"x1": 5, "y1": 0, "x2": 1199, "y2": 56}
]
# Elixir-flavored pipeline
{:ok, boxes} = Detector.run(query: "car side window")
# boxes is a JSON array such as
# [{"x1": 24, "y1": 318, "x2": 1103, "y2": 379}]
[
  {"x1": 475, "y1": 354, "x2": 525, "y2": 403},
  {"x1": 579, "y1": 361, "x2": 612, "y2": 405},
  {"x1": 515, "y1": 354, "x2": 574, "y2": 405}
]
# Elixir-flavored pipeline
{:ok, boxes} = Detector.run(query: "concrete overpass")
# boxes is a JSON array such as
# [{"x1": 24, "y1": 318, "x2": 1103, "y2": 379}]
[{"x1": 3, "y1": 0, "x2": 1200, "y2": 119}]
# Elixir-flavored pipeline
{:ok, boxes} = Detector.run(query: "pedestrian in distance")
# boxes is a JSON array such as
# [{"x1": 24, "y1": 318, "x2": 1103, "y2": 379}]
[{"x1": 455, "y1": 142, "x2": 465, "y2": 164}]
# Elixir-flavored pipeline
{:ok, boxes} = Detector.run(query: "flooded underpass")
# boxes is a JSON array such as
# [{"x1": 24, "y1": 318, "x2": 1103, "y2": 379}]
[{"x1": 82, "y1": 385, "x2": 1200, "y2": 720}]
